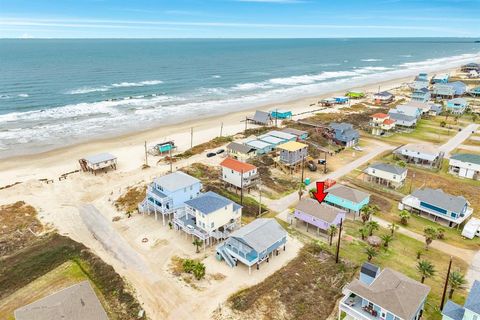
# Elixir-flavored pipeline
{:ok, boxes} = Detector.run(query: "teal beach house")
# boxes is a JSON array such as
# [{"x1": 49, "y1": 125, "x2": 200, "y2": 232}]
[{"x1": 324, "y1": 184, "x2": 370, "y2": 215}]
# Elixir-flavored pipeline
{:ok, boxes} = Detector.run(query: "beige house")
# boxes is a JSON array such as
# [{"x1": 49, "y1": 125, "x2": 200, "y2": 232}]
[{"x1": 364, "y1": 163, "x2": 408, "y2": 189}]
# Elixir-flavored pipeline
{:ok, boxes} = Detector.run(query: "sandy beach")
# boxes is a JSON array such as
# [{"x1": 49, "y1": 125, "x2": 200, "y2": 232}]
[{"x1": 0, "y1": 67, "x2": 459, "y2": 186}]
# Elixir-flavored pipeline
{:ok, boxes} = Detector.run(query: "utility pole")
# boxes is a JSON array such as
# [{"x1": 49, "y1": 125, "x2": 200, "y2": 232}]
[
  {"x1": 244, "y1": 117, "x2": 248, "y2": 132},
  {"x1": 335, "y1": 218, "x2": 343, "y2": 263},
  {"x1": 258, "y1": 184, "x2": 262, "y2": 217},
  {"x1": 324, "y1": 152, "x2": 327, "y2": 173},
  {"x1": 409, "y1": 172, "x2": 416, "y2": 193},
  {"x1": 220, "y1": 122, "x2": 223, "y2": 137},
  {"x1": 240, "y1": 170, "x2": 244, "y2": 205},
  {"x1": 144, "y1": 141, "x2": 148, "y2": 167},
  {"x1": 275, "y1": 109, "x2": 278, "y2": 127},
  {"x1": 190, "y1": 127, "x2": 194, "y2": 149},
  {"x1": 169, "y1": 147, "x2": 173, "y2": 173},
  {"x1": 298, "y1": 156, "x2": 305, "y2": 200},
  {"x1": 440, "y1": 256, "x2": 453, "y2": 311}
]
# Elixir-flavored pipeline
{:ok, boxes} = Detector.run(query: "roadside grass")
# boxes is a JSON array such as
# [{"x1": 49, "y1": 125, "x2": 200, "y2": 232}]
[
  {"x1": 115, "y1": 185, "x2": 146, "y2": 214},
  {"x1": 0, "y1": 261, "x2": 89, "y2": 319},
  {"x1": 0, "y1": 232, "x2": 143, "y2": 320}
]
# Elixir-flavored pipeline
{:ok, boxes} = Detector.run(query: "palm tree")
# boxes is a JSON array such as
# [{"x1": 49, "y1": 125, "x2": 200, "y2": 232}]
[
  {"x1": 359, "y1": 227, "x2": 369, "y2": 241},
  {"x1": 192, "y1": 238, "x2": 203, "y2": 253},
  {"x1": 388, "y1": 222, "x2": 399, "y2": 236},
  {"x1": 416, "y1": 249, "x2": 423, "y2": 260},
  {"x1": 472, "y1": 113, "x2": 478, "y2": 123},
  {"x1": 417, "y1": 260, "x2": 436, "y2": 283},
  {"x1": 366, "y1": 221, "x2": 380, "y2": 236},
  {"x1": 360, "y1": 206, "x2": 373, "y2": 224},
  {"x1": 381, "y1": 234, "x2": 393, "y2": 248},
  {"x1": 440, "y1": 121, "x2": 447, "y2": 128},
  {"x1": 399, "y1": 210, "x2": 411, "y2": 225},
  {"x1": 397, "y1": 161, "x2": 407, "y2": 168},
  {"x1": 365, "y1": 246, "x2": 378, "y2": 261},
  {"x1": 437, "y1": 228, "x2": 445, "y2": 240},
  {"x1": 424, "y1": 226, "x2": 438, "y2": 250},
  {"x1": 328, "y1": 225, "x2": 338, "y2": 246},
  {"x1": 192, "y1": 262, "x2": 206, "y2": 280},
  {"x1": 448, "y1": 270, "x2": 467, "y2": 299}
]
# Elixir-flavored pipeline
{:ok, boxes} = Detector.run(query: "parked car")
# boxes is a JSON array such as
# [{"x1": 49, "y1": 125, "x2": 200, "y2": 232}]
[
  {"x1": 206, "y1": 152, "x2": 216, "y2": 158},
  {"x1": 318, "y1": 159, "x2": 326, "y2": 165},
  {"x1": 216, "y1": 149, "x2": 225, "y2": 154},
  {"x1": 307, "y1": 160, "x2": 317, "y2": 172}
]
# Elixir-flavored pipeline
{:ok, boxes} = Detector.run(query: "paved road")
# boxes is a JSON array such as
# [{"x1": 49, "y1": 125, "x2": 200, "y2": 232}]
[
  {"x1": 263, "y1": 142, "x2": 395, "y2": 212},
  {"x1": 439, "y1": 123, "x2": 479, "y2": 157},
  {"x1": 467, "y1": 251, "x2": 480, "y2": 285}
]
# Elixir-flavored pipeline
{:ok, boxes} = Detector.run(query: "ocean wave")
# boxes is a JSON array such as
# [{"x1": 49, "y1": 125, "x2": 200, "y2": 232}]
[
  {"x1": 0, "y1": 94, "x2": 11, "y2": 99},
  {"x1": 361, "y1": 59, "x2": 382, "y2": 62},
  {"x1": 211, "y1": 75, "x2": 221, "y2": 78},
  {"x1": 17, "y1": 93, "x2": 29, "y2": 98},
  {"x1": 232, "y1": 83, "x2": 273, "y2": 91},
  {"x1": 66, "y1": 80, "x2": 164, "y2": 94}
]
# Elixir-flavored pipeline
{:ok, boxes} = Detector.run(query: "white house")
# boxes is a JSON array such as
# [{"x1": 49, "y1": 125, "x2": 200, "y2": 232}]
[
  {"x1": 391, "y1": 104, "x2": 422, "y2": 118},
  {"x1": 449, "y1": 154, "x2": 480, "y2": 180},
  {"x1": 394, "y1": 143, "x2": 444, "y2": 168},
  {"x1": 79, "y1": 153, "x2": 117, "y2": 174},
  {"x1": 370, "y1": 113, "x2": 396, "y2": 136},
  {"x1": 220, "y1": 157, "x2": 259, "y2": 189},
  {"x1": 174, "y1": 191, "x2": 242, "y2": 245},
  {"x1": 364, "y1": 163, "x2": 408, "y2": 189}
]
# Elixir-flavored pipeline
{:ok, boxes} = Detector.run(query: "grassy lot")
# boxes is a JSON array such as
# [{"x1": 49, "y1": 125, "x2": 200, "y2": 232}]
[
  {"x1": 340, "y1": 220, "x2": 469, "y2": 320},
  {"x1": 0, "y1": 261, "x2": 90, "y2": 320},
  {"x1": 0, "y1": 201, "x2": 143, "y2": 320},
  {"x1": 226, "y1": 243, "x2": 356, "y2": 320},
  {"x1": 115, "y1": 185, "x2": 146, "y2": 213}
]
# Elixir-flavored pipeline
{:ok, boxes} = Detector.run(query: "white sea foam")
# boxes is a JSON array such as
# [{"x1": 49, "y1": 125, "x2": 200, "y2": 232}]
[
  {"x1": 212, "y1": 75, "x2": 221, "y2": 78},
  {"x1": 361, "y1": 58, "x2": 382, "y2": 62},
  {"x1": 67, "y1": 80, "x2": 163, "y2": 94},
  {"x1": 17, "y1": 93, "x2": 29, "y2": 98}
]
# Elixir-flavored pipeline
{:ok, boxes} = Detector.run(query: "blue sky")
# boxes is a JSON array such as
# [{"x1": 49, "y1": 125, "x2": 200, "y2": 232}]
[{"x1": 1, "y1": 0, "x2": 480, "y2": 38}]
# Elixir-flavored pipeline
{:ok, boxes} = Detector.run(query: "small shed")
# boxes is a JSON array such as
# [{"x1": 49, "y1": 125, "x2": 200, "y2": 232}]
[
  {"x1": 270, "y1": 110, "x2": 293, "y2": 119},
  {"x1": 79, "y1": 153, "x2": 117, "y2": 174},
  {"x1": 155, "y1": 141, "x2": 176, "y2": 155},
  {"x1": 335, "y1": 96, "x2": 349, "y2": 104}
]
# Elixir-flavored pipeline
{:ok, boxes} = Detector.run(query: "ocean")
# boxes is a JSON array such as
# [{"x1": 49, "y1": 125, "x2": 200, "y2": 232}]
[{"x1": 1, "y1": 38, "x2": 479, "y2": 158}]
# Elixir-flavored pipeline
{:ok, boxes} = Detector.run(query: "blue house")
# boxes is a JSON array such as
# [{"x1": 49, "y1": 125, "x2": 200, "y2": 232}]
[
  {"x1": 324, "y1": 184, "x2": 370, "y2": 215},
  {"x1": 329, "y1": 122, "x2": 360, "y2": 147},
  {"x1": 281, "y1": 128, "x2": 309, "y2": 140},
  {"x1": 400, "y1": 187, "x2": 473, "y2": 227},
  {"x1": 411, "y1": 88, "x2": 431, "y2": 103},
  {"x1": 335, "y1": 96, "x2": 349, "y2": 104},
  {"x1": 270, "y1": 110, "x2": 292, "y2": 119},
  {"x1": 470, "y1": 86, "x2": 480, "y2": 97},
  {"x1": 442, "y1": 280, "x2": 480, "y2": 320},
  {"x1": 216, "y1": 218, "x2": 287, "y2": 273},
  {"x1": 340, "y1": 263, "x2": 430, "y2": 320},
  {"x1": 450, "y1": 81, "x2": 467, "y2": 96},
  {"x1": 245, "y1": 139, "x2": 275, "y2": 155},
  {"x1": 447, "y1": 98, "x2": 468, "y2": 115},
  {"x1": 139, "y1": 171, "x2": 202, "y2": 225}
]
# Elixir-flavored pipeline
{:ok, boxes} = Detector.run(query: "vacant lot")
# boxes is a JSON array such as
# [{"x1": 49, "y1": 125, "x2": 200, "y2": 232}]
[
  {"x1": 115, "y1": 185, "x2": 147, "y2": 213},
  {"x1": 222, "y1": 243, "x2": 356, "y2": 320},
  {"x1": 0, "y1": 202, "x2": 143, "y2": 320}
]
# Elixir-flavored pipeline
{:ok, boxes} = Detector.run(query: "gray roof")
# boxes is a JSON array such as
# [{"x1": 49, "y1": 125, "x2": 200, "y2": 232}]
[
  {"x1": 326, "y1": 184, "x2": 370, "y2": 203},
  {"x1": 375, "y1": 91, "x2": 393, "y2": 97},
  {"x1": 250, "y1": 110, "x2": 272, "y2": 124},
  {"x1": 430, "y1": 104, "x2": 443, "y2": 112},
  {"x1": 83, "y1": 153, "x2": 116, "y2": 165},
  {"x1": 155, "y1": 171, "x2": 200, "y2": 192},
  {"x1": 229, "y1": 218, "x2": 286, "y2": 253},
  {"x1": 14, "y1": 281, "x2": 108, "y2": 320},
  {"x1": 361, "y1": 262, "x2": 380, "y2": 278},
  {"x1": 368, "y1": 163, "x2": 407, "y2": 175},
  {"x1": 281, "y1": 127, "x2": 308, "y2": 137},
  {"x1": 388, "y1": 112, "x2": 417, "y2": 124},
  {"x1": 226, "y1": 142, "x2": 256, "y2": 154},
  {"x1": 442, "y1": 301, "x2": 465, "y2": 320},
  {"x1": 185, "y1": 191, "x2": 241, "y2": 215},
  {"x1": 346, "y1": 268, "x2": 430, "y2": 320},
  {"x1": 330, "y1": 122, "x2": 354, "y2": 131},
  {"x1": 451, "y1": 153, "x2": 480, "y2": 165},
  {"x1": 414, "y1": 87, "x2": 429, "y2": 94},
  {"x1": 465, "y1": 280, "x2": 480, "y2": 314},
  {"x1": 295, "y1": 198, "x2": 344, "y2": 223},
  {"x1": 412, "y1": 188, "x2": 467, "y2": 214}
]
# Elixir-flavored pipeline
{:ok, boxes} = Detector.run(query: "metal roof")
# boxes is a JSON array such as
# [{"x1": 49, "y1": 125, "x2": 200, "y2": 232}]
[
  {"x1": 276, "y1": 141, "x2": 308, "y2": 152},
  {"x1": 266, "y1": 130, "x2": 296, "y2": 140},
  {"x1": 465, "y1": 280, "x2": 480, "y2": 314},
  {"x1": 450, "y1": 153, "x2": 480, "y2": 165},
  {"x1": 442, "y1": 301, "x2": 465, "y2": 320},
  {"x1": 14, "y1": 281, "x2": 108, "y2": 320},
  {"x1": 281, "y1": 127, "x2": 308, "y2": 137},
  {"x1": 411, "y1": 188, "x2": 467, "y2": 214},
  {"x1": 295, "y1": 198, "x2": 345, "y2": 223},
  {"x1": 83, "y1": 153, "x2": 116, "y2": 165},
  {"x1": 388, "y1": 112, "x2": 417, "y2": 124},
  {"x1": 346, "y1": 268, "x2": 430, "y2": 320},
  {"x1": 229, "y1": 218, "x2": 286, "y2": 253},
  {"x1": 226, "y1": 142, "x2": 256, "y2": 154},
  {"x1": 258, "y1": 135, "x2": 285, "y2": 145},
  {"x1": 368, "y1": 163, "x2": 407, "y2": 175},
  {"x1": 245, "y1": 139, "x2": 273, "y2": 150},
  {"x1": 250, "y1": 110, "x2": 272, "y2": 124},
  {"x1": 185, "y1": 191, "x2": 241, "y2": 215},
  {"x1": 154, "y1": 171, "x2": 200, "y2": 192},
  {"x1": 326, "y1": 184, "x2": 370, "y2": 203}
]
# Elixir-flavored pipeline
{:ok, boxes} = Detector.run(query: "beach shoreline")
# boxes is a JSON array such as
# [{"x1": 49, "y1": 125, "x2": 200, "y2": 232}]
[{"x1": 0, "y1": 65, "x2": 461, "y2": 185}]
